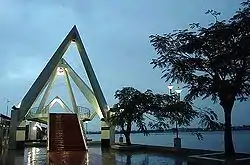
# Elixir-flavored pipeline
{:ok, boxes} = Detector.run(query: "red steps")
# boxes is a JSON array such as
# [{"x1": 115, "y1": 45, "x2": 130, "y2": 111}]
[{"x1": 49, "y1": 113, "x2": 87, "y2": 152}]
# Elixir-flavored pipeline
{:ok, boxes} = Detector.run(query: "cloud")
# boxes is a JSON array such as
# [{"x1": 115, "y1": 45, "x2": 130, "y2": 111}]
[{"x1": 0, "y1": 0, "x2": 247, "y2": 130}]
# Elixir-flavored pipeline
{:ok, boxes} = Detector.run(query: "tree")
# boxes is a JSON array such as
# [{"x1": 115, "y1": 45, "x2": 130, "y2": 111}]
[
  {"x1": 149, "y1": 1, "x2": 250, "y2": 156},
  {"x1": 148, "y1": 94, "x2": 221, "y2": 141},
  {"x1": 149, "y1": 94, "x2": 198, "y2": 139},
  {"x1": 109, "y1": 87, "x2": 153, "y2": 145}
]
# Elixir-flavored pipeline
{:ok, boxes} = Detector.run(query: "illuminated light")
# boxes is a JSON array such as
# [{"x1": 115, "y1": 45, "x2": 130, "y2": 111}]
[
  {"x1": 57, "y1": 67, "x2": 64, "y2": 76},
  {"x1": 34, "y1": 123, "x2": 42, "y2": 131},
  {"x1": 167, "y1": 84, "x2": 173, "y2": 90},
  {"x1": 32, "y1": 126, "x2": 37, "y2": 131},
  {"x1": 175, "y1": 87, "x2": 182, "y2": 94}
]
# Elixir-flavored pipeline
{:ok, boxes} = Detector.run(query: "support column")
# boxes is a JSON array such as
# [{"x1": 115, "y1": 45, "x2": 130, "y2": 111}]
[
  {"x1": 108, "y1": 111, "x2": 115, "y2": 145},
  {"x1": 100, "y1": 111, "x2": 115, "y2": 148},
  {"x1": 9, "y1": 109, "x2": 19, "y2": 150},
  {"x1": 15, "y1": 121, "x2": 26, "y2": 149},
  {"x1": 101, "y1": 119, "x2": 110, "y2": 148},
  {"x1": 28, "y1": 122, "x2": 37, "y2": 140}
]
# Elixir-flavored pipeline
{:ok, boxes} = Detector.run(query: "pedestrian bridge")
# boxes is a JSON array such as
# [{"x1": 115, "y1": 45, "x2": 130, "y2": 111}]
[
  {"x1": 9, "y1": 26, "x2": 113, "y2": 150},
  {"x1": 25, "y1": 105, "x2": 94, "y2": 124}
]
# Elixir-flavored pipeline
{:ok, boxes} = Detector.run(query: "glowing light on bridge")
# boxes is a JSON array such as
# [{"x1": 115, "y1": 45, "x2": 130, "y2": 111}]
[{"x1": 57, "y1": 67, "x2": 64, "y2": 76}]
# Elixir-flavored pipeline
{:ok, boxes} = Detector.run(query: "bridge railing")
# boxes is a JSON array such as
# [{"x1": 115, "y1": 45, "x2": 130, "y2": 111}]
[
  {"x1": 77, "y1": 106, "x2": 91, "y2": 120},
  {"x1": 26, "y1": 106, "x2": 92, "y2": 120}
]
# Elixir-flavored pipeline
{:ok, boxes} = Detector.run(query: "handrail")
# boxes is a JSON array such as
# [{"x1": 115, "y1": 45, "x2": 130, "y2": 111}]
[{"x1": 26, "y1": 106, "x2": 92, "y2": 121}]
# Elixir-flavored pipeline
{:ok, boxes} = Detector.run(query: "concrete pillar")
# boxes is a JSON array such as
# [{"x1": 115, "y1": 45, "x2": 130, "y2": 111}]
[
  {"x1": 15, "y1": 121, "x2": 26, "y2": 149},
  {"x1": 100, "y1": 119, "x2": 111, "y2": 148},
  {"x1": 28, "y1": 122, "x2": 37, "y2": 140},
  {"x1": 109, "y1": 125, "x2": 115, "y2": 145},
  {"x1": 107, "y1": 111, "x2": 115, "y2": 145},
  {"x1": 174, "y1": 137, "x2": 181, "y2": 149},
  {"x1": 100, "y1": 110, "x2": 115, "y2": 148},
  {"x1": 9, "y1": 109, "x2": 19, "y2": 150}
]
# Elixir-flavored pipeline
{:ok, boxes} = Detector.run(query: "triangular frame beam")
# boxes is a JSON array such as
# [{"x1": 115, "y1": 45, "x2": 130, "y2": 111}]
[{"x1": 16, "y1": 25, "x2": 108, "y2": 123}]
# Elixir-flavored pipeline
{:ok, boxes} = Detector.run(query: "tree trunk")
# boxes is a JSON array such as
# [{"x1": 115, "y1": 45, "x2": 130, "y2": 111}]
[
  {"x1": 175, "y1": 122, "x2": 179, "y2": 138},
  {"x1": 124, "y1": 133, "x2": 131, "y2": 145},
  {"x1": 223, "y1": 106, "x2": 235, "y2": 157},
  {"x1": 124, "y1": 122, "x2": 132, "y2": 145}
]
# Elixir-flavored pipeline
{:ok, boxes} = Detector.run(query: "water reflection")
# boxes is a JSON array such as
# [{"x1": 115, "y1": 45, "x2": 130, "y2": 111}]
[
  {"x1": 0, "y1": 147, "x2": 187, "y2": 165},
  {"x1": 49, "y1": 151, "x2": 88, "y2": 165},
  {"x1": 116, "y1": 152, "x2": 186, "y2": 165}
]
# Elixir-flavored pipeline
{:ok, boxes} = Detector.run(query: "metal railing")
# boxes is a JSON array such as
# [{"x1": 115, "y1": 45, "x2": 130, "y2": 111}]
[{"x1": 26, "y1": 106, "x2": 92, "y2": 121}]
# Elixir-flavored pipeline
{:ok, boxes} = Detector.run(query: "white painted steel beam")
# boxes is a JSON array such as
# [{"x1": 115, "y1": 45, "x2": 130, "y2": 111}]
[
  {"x1": 63, "y1": 67, "x2": 79, "y2": 114},
  {"x1": 37, "y1": 69, "x2": 57, "y2": 113},
  {"x1": 17, "y1": 27, "x2": 75, "y2": 122},
  {"x1": 62, "y1": 59, "x2": 102, "y2": 119}
]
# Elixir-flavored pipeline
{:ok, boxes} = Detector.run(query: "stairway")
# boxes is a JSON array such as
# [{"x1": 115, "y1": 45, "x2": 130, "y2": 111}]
[{"x1": 49, "y1": 113, "x2": 87, "y2": 151}]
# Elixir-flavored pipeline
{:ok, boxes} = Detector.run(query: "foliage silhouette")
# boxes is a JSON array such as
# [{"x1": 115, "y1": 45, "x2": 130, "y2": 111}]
[
  {"x1": 150, "y1": 1, "x2": 250, "y2": 156},
  {"x1": 109, "y1": 87, "x2": 154, "y2": 145}
]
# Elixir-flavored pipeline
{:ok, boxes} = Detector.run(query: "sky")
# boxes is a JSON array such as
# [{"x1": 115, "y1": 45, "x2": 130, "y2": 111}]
[{"x1": 0, "y1": 0, "x2": 249, "y2": 131}]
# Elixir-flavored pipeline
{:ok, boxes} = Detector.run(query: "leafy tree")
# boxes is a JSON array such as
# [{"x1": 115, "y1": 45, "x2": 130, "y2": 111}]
[
  {"x1": 149, "y1": 1, "x2": 250, "y2": 156},
  {"x1": 148, "y1": 94, "x2": 198, "y2": 139},
  {"x1": 148, "y1": 94, "x2": 221, "y2": 141},
  {"x1": 109, "y1": 87, "x2": 153, "y2": 145}
]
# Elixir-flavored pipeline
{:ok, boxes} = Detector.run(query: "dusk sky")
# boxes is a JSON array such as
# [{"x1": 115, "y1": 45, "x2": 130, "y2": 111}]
[{"x1": 0, "y1": 0, "x2": 249, "y2": 131}]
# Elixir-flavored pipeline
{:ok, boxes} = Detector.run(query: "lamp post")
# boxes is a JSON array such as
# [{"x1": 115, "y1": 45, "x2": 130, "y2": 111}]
[
  {"x1": 6, "y1": 99, "x2": 10, "y2": 116},
  {"x1": 167, "y1": 84, "x2": 182, "y2": 149},
  {"x1": 167, "y1": 84, "x2": 174, "y2": 95}
]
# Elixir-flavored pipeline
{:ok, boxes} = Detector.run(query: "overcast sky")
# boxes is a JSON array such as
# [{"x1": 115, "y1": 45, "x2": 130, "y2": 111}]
[{"x1": 0, "y1": 0, "x2": 249, "y2": 131}]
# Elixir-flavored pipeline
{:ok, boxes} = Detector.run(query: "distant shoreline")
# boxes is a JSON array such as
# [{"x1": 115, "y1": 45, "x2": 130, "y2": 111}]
[{"x1": 88, "y1": 126, "x2": 250, "y2": 134}]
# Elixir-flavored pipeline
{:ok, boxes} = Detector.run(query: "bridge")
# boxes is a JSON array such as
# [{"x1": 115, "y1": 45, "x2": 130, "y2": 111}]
[
  {"x1": 25, "y1": 97, "x2": 94, "y2": 124},
  {"x1": 9, "y1": 26, "x2": 115, "y2": 151}
]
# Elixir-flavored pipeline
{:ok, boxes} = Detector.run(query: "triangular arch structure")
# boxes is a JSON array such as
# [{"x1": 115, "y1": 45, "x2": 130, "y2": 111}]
[
  {"x1": 9, "y1": 26, "x2": 110, "y2": 149},
  {"x1": 15, "y1": 25, "x2": 108, "y2": 123}
]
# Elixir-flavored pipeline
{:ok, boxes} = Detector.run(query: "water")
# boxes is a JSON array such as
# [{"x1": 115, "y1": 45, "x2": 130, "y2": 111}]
[
  {"x1": 89, "y1": 130, "x2": 250, "y2": 153},
  {"x1": 1, "y1": 131, "x2": 249, "y2": 164},
  {"x1": 0, "y1": 147, "x2": 187, "y2": 165}
]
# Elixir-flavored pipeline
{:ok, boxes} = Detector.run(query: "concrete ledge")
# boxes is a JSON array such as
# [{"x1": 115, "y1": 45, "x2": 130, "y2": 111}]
[
  {"x1": 188, "y1": 153, "x2": 250, "y2": 165},
  {"x1": 25, "y1": 141, "x2": 47, "y2": 147},
  {"x1": 87, "y1": 141, "x2": 101, "y2": 146},
  {"x1": 111, "y1": 144, "x2": 147, "y2": 151},
  {"x1": 111, "y1": 143, "x2": 218, "y2": 156}
]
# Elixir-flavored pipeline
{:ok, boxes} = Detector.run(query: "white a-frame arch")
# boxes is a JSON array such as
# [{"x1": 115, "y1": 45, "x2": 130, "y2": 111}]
[
  {"x1": 15, "y1": 25, "x2": 108, "y2": 122},
  {"x1": 9, "y1": 25, "x2": 109, "y2": 149}
]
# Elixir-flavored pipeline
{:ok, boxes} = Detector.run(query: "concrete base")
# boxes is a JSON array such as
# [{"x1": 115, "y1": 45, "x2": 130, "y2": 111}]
[
  {"x1": 101, "y1": 139, "x2": 110, "y2": 148},
  {"x1": 188, "y1": 153, "x2": 250, "y2": 165},
  {"x1": 119, "y1": 136, "x2": 124, "y2": 143},
  {"x1": 174, "y1": 138, "x2": 181, "y2": 149},
  {"x1": 15, "y1": 141, "x2": 25, "y2": 150}
]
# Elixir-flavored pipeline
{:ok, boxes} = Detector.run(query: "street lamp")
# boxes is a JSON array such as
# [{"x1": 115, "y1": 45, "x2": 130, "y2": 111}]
[
  {"x1": 6, "y1": 99, "x2": 10, "y2": 116},
  {"x1": 167, "y1": 84, "x2": 174, "y2": 95},
  {"x1": 33, "y1": 126, "x2": 37, "y2": 131},
  {"x1": 175, "y1": 87, "x2": 182, "y2": 101},
  {"x1": 167, "y1": 84, "x2": 182, "y2": 149}
]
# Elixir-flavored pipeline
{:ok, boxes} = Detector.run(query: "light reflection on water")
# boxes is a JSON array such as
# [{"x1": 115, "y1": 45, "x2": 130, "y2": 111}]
[
  {"x1": 25, "y1": 147, "x2": 47, "y2": 165},
  {"x1": 1, "y1": 147, "x2": 186, "y2": 165}
]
